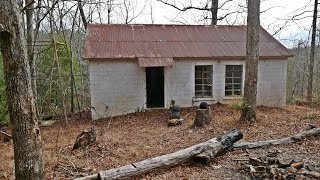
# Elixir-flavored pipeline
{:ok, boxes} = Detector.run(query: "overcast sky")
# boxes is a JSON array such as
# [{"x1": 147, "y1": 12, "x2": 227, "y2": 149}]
[
  {"x1": 84, "y1": 0, "x2": 315, "y2": 47},
  {"x1": 132, "y1": 0, "x2": 315, "y2": 47}
]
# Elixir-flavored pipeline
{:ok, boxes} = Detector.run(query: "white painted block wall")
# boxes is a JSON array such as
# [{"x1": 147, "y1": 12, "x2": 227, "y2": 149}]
[
  {"x1": 89, "y1": 60, "x2": 145, "y2": 120},
  {"x1": 166, "y1": 59, "x2": 287, "y2": 107},
  {"x1": 89, "y1": 59, "x2": 287, "y2": 120},
  {"x1": 257, "y1": 60, "x2": 287, "y2": 106}
]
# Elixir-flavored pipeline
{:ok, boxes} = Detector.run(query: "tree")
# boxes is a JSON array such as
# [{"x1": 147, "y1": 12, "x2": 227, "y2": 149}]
[
  {"x1": 240, "y1": 0, "x2": 260, "y2": 123},
  {"x1": 157, "y1": 0, "x2": 234, "y2": 25},
  {"x1": 0, "y1": 0, "x2": 44, "y2": 179},
  {"x1": 307, "y1": 0, "x2": 318, "y2": 102}
]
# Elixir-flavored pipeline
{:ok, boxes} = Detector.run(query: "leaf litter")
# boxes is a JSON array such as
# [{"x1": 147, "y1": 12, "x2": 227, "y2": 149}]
[{"x1": 0, "y1": 103, "x2": 319, "y2": 179}]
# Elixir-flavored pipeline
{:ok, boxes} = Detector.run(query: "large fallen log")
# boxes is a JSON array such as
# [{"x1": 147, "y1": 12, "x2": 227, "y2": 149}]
[
  {"x1": 75, "y1": 129, "x2": 243, "y2": 180},
  {"x1": 233, "y1": 127, "x2": 320, "y2": 149}
]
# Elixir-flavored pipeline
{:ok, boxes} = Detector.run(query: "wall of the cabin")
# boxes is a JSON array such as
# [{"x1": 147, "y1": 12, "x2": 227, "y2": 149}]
[
  {"x1": 89, "y1": 59, "x2": 287, "y2": 120},
  {"x1": 166, "y1": 59, "x2": 287, "y2": 107},
  {"x1": 89, "y1": 60, "x2": 145, "y2": 120}
]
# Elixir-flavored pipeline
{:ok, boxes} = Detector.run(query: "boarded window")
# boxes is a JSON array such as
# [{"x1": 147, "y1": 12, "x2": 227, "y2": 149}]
[
  {"x1": 195, "y1": 65, "x2": 212, "y2": 98},
  {"x1": 225, "y1": 65, "x2": 243, "y2": 96}
]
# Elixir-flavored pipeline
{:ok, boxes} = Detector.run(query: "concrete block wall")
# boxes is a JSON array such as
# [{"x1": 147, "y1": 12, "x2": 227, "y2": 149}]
[
  {"x1": 89, "y1": 60, "x2": 145, "y2": 120},
  {"x1": 166, "y1": 60, "x2": 246, "y2": 107},
  {"x1": 166, "y1": 59, "x2": 287, "y2": 107},
  {"x1": 257, "y1": 60, "x2": 287, "y2": 106},
  {"x1": 88, "y1": 59, "x2": 288, "y2": 119}
]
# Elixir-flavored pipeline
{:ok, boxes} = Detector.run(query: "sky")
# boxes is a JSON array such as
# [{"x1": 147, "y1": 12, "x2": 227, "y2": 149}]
[
  {"x1": 134, "y1": 0, "x2": 315, "y2": 48},
  {"x1": 81, "y1": 0, "x2": 315, "y2": 48}
]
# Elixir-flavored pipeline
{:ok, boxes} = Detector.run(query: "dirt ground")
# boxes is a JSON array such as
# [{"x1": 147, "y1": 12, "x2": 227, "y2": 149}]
[{"x1": 0, "y1": 103, "x2": 320, "y2": 179}]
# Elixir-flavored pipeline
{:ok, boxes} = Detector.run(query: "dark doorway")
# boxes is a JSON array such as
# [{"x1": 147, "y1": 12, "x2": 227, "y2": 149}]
[{"x1": 146, "y1": 67, "x2": 164, "y2": 108}]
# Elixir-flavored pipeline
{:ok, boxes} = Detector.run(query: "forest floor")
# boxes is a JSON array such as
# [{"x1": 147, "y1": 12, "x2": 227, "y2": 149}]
[{"x1": 0, "y1": 103, "x2": 320, "y2": 179}]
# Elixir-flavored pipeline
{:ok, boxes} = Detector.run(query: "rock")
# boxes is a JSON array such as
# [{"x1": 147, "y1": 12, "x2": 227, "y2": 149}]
[
  {"x1": 286, "y1": 166, "x2": 297, "y2": 174},
  {"x1": 267, "y1": 157, "x2": 278, "y2": 165},
  {"x1": 306, "y1": 164, "x2": 320, "y2": 172},
  {"x1": 210, "y1": 165, "x2": 221, "y2": 169},
  {"x1": 199, "y1": 102, "x2": 209, "y2": 109},
  {"x1": 269, "y1": 167, "x2": 280, "y2": 176},
  {"x1": 297, "y1": 168, "x2": 309, "y2": 175},
  {"x1": 278, "y1": 158, "x2": 294, "y2": 168},
  {"x1": 283, "y1": 174, "x2": 296, "y2": 180},
  {"x1": 295, "y1": 175, "x2": 305, "y2": 180},
  {"x1": 249, "y1": 157, "x2": 265, "y2": 166},
  {"x1": 167, "y1": 118, "x2": 183, "y2": 126},
  {"x1": 306, "y1": 171, "x2": 320, "y2": 178},
  {"x1": 266, "y1": 151, "x2": 278, "y2": 157},
  {"x1": 255, "y1": 166, "x2": 266, "y2": 173},
  {"x1": 249, "y1": 165, "x2": 256, "y2": 173},
  {"x1": 259, "y1": 155, "x2": 268, "y2": 163},
  {"x1": 291, "y1": 161, "x2": 304, "y2": 170},
  {"x1": 296, "y1": 174, "x2": 305, "y2": 180}
]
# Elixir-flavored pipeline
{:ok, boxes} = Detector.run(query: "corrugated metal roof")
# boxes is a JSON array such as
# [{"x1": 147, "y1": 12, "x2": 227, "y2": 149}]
[{"x1": 82, "y1": 24, "x2": 293, "y2": 61}]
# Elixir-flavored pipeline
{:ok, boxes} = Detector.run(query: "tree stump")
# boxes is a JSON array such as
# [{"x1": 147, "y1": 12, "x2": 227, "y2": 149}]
[
  {"x1": 193, "y1": 108, "x2": 212, "y2": 127},
  {"x1": 167, "y1": 100, "x2": 183, "y2": 126},
  {"x1": 169, "y1": 100, "x2": 181, "y2": 119},
  {"x1": 73, "y1": 128, "x2": 96, "y2": 150}
]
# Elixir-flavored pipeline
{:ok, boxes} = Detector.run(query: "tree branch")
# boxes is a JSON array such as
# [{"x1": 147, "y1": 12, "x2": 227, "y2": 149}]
[{"x1": 157, "y1": 0, "x2": 210, "y2": 12}]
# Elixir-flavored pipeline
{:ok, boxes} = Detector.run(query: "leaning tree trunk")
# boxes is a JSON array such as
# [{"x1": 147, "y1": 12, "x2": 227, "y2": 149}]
[
  {"x1": 0, "y1": 1, "x2": 44, "y2": 179},
  {"x1": 240, "y1": 0, "x2": 260, "y2": 123}
]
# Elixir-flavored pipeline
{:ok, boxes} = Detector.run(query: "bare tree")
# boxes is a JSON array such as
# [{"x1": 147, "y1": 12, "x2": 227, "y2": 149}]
[
  {"x1": 157, "y1": 0, "x2": 235, "y2": 25},
  {"x1": 307, "y1": 0, "x2": 318, "y2": 102},
  {"x1": 121, "y1": 0, "x2": 147, "y2": 24},
  {"x1": 240, "y1": 0, "x2": 260, "y2": 122},
  {"x1": 0, "y1": 0, "x2": 44, "y2": 179}
]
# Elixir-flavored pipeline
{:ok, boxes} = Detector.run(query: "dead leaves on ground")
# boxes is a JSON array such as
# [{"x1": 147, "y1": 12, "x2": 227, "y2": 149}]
[{"x1": 1, "y1": 104, "x2": 320, "y2": 179}]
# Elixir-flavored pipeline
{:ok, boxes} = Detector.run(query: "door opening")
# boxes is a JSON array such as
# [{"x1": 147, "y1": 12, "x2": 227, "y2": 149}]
[{"x1": 146, "y1": 67, "x2": 164, "y2": 108}]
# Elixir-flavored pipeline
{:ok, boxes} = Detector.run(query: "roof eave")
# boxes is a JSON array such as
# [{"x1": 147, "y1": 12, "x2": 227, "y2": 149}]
[{"x1": 83, "y1": 55, "x2": 292, "y2": 61}]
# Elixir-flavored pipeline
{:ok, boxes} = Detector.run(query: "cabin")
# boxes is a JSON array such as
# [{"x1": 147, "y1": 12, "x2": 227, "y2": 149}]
[{"x1": 82, "y1": 24, "x2": 293, "y2": 120}]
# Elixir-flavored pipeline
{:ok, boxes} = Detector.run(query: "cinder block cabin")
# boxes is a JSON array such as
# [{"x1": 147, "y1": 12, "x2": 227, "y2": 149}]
[{"x1": 82, "y1": 24, "x2": 293, "y2": 120}]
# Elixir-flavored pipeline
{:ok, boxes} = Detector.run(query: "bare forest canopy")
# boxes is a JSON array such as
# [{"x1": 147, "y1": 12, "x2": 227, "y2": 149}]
[{"x1": 0, "y1": 0, "x2": 318, "y2": 125}]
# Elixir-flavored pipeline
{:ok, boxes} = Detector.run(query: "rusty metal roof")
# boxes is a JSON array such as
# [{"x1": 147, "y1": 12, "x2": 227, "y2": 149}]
[{"x1": 82, "y1": 24, "x2": 293, "y2": 64}]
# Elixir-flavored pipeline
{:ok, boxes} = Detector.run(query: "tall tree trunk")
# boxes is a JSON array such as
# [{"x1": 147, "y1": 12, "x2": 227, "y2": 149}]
[
  {"x1": 26, "y1": 0, "x2": 35, "y2": 87},
  {"x1": 25, "y1": 0, "x2": 39, "y2": 119},
  {"x1": 0, "y1": 0, "x2": 44, "y2": 179},
  {"x1": 211, "y1": 0, "x2": 219, "y2": 25},
  {"x1": 307, "y1": 0, "x2": 318, "y2": 102},
  {"x1": 240, "y1": 0, "x2": 260, "y2": 123}
]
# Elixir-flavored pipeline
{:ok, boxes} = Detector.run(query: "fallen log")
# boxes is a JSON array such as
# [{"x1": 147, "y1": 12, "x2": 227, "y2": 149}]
[
  {"x1": 75, "y1": 174, "x2": 97, "y2": 180},
  {"x1": 75, "y1": 129, "x2": 243, "y2": 180},
  {"x1": 233, "y1": 127, "x2": 320, "y2": 149}
]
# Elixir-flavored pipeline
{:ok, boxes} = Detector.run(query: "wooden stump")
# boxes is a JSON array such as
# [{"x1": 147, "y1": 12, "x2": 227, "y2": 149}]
[
  {"x1": 73, "y1": 128, "x2": 96, "y2": 150},
  {"x1": 193, "y1": 108, "x2": 212, "y2": 127}
]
